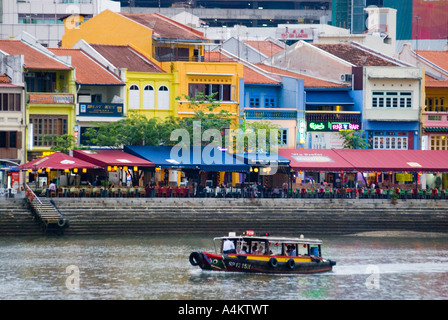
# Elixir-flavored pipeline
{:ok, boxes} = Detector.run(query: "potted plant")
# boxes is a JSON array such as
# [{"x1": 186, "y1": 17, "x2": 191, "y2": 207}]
[{"x1": 391, "y1": 192, "x2": 399, "y2": 205}]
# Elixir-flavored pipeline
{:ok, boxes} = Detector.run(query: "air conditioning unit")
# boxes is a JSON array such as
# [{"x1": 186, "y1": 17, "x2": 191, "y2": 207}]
[{"x1": 339, "y1": 74, "x2": 352, "y2": 82}]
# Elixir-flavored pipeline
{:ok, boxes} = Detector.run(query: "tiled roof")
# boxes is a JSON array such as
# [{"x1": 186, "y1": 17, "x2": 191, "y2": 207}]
[
  {"x1": 255, "y1": 63, "x2": 347, "y2": 88},
  {"x1": 119, "y1": 12, "x2": 206, "y2": 41},
  {"x1": 416, "y1": 50, "x2": 448, "y2": 72},
  {"x1": 49, "y1": 48, "x2": 124, "y2": 85},
  {"x1": 0, "y1": 40, "x2": 71, "y2": 70},
  {"x1": 204, "y1": 51, "x2": 237, "y2": 63},
  {"x1": 0, "y1": 74, "x2": 11, "y2": 83},
  {"x1": 425, "y1": 74, "x2": 448, "y2": 88},
  {"x1": 90, "y1": 44, "x2": 165, "y2": 73},
  {"x1": 243, "y1": 40, "x2": 284, "y2": 57},
  {"x1": 313, "y1": 43, "x2": 397, "y2": 67},
  {"x1": 0, "y1": 74, "x2": 20, "y2": 87},
  {"x1": 243, "y1": 66, "x2": 281, "y2": 85},
  {"x1": 204, "y1": 50, "x2": 280, "y2": 85}
]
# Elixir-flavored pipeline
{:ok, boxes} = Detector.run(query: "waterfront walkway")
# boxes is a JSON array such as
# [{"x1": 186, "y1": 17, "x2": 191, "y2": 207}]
[
  {"x1": 2, "y1": 197, "x2": 447, "y2": 237},
  {"x1": 24, "y1": 185, "x2": 448, "y2": 200}
]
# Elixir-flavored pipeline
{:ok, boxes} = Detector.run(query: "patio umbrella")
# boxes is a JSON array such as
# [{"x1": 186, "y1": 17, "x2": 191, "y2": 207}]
[{"x1": 16, "y1": 151, "x2": 99, "y2": 170}]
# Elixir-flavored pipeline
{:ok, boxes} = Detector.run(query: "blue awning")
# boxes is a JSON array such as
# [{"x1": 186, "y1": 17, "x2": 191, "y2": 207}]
[
  {"x1": 306, "y1": 91, "x2": 354, "y2": 106},
  {"x1": 0, "y1": 166, "x2": 20, "y2": 172},
  {"x1": 124, "y1": 145, "x2": 250, "y2": 172}
]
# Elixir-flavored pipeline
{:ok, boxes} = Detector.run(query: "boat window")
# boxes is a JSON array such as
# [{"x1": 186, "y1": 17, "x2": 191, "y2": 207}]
[
  {"x1": 268, "y1": 241, "x2": 282, "y2": 256},
  {"x1": 236, "y1": 240, "x2": 250, "y2": 254},
  {"x1": 298, "y1": 244, "x2": 309, "y2": 256},
  {"x1": 285, "y1": 244, "x2": 298, "y2": 256},
  {"x1": 247, "y1": 240, "x2": 268, "y2": 255},
  {"x1": 309, "y1": 245, "x2": 321, "y2": 257}
]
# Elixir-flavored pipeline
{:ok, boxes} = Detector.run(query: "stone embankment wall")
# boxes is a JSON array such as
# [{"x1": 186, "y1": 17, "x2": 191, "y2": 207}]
[{"x1": 1, "y1": 198, "x2": 448, "y2": 237}]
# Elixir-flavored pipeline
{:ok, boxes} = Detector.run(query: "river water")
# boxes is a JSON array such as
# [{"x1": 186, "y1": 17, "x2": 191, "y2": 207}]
[{"x1": 0, "y1": 234, "x2": 447, "y2": 300}]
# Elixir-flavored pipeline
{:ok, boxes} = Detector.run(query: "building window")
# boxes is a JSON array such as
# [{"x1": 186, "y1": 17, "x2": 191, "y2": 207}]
[
  {"x1": 128, "y1": 84, "x2": 140, "y2": 109},
  {"x1": 30, "y1": 115, "x2": 67, "y2": 147},
  {"x1": 25, "y1": 72, "x2": 56, "y2": 92},
  {"x1": 428, "y1": 115, "x2": 442, "y2": 121},
  {"x1": 430, "y1": 135, "x2": 448, "y2": 150},
  {"x1": 143, "y1": 85, "x2": 155, "y2": 109},
  {"x1": 0, "y1": 131, "x2": 21, "y2": 149},
  {"x1": 372, "y1": 91, "x2": 413, "y2": 109},
  {"x1": 0, "y1": 93, "x2": 21, "y2": 111},
  {"x1": 249, "y1": 94, "x2": 260, "y2": 107},
  {"x1": 279, "y1": 129, "x2": 288, "y2": 146},
  {"x1": 371, "y1": 132, "x2": 408, "y2": 150},
  {"x1": 188, "y1": 83, "x2": 233, "y2": 101},
  {"x1": 158, "y1": 85, "x2": 169, "y2": 110},
  {"x1": 264, "y1": 94, "x2": 276, "y2": 107},
  {"x1": 426, "y1": 96, "x2": 447, "y2": 112}
]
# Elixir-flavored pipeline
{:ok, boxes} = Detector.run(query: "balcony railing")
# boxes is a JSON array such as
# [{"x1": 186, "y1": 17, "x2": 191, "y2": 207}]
[
  {"x1": 27, "y1": 93, "x2": 74, "y2": 105},
  {"x1": 244, "y1": 109, "x2": 297, "y2": 120},
  {"x1": 306, "y1": 112, "x2": 361, "y2": 124}
]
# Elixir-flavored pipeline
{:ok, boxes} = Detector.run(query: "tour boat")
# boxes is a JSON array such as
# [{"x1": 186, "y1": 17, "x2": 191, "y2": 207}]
[{"x1": 189, "y1": 230, "x2": 336, "y2": 274}]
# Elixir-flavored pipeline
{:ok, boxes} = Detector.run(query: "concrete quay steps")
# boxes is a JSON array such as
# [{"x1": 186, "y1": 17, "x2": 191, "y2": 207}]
[
  {"x1": 51, "y1": 198, "x2": 448, "y2": 236},
  {"x1": 0, "y1": 199, "x2": 42, "y2": 236}
]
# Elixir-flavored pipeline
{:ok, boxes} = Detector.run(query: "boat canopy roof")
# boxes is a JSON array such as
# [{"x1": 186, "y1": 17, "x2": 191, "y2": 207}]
[{"x1": 214, "y1": 232, "x2": 323, "y2": 245}]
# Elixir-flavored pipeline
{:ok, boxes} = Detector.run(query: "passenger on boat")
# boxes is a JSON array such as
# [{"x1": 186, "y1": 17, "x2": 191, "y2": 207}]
[
  {"x1": 251, "y1": 244, "x2": 258, "y2": 254},
  {"x1": 223, "y1": 239, "x2": 236, "y2": 254},
  {"x1": 238, "y1": 246, "x2": 248, "y2": 254},
  {"x1": 287, "y1": 245, "x2": 296, "y2": 256}
]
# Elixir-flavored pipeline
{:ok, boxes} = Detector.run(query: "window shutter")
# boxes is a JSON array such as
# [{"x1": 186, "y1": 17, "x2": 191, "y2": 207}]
[{"x1": 16, "y1": 131, "x2": 22, "y2": 149}]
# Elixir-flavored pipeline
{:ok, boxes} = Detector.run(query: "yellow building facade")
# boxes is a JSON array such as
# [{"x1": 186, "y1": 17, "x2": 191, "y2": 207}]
[
  {"x1": 125, "y1": 70, "x2": 178, "y2": 120},
  {"x1": 62, "y1": 10, "x2": 243, "y2": 127},
  {"x1": 26, "y1": 68, "x2": 77, "y2": 159}
]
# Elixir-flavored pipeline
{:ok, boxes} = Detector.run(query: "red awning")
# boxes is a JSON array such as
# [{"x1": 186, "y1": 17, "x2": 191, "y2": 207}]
[
  {"x1": 278, "y1": 148, "x2": 355, "y2": 171},
  {"x1": 334, "y1": 149, "x2": 448, "y2": 173},
  {"x1": 72, "y1": 150, "x2": 155, "y2": 168},
  {"x1": 16, "y1": 152, "x2": 99, "y2": 170}
]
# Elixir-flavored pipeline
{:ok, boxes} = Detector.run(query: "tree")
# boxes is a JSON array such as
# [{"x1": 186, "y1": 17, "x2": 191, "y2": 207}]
[
  {"x1": 43, "y1": 134, "x2": 76, "y2": 154},
  {"x1": 82, "y1": 112, "x2": 181, "y2": 148},
  {"x1": 175, "y1": 92, "x2": 234, "y2": 147},
  {"x1": 338, "y1": 130, "x2": 369, "y2": 149},
  {"x1": 235, "y1": 119, "x2": 281, "y2": 154}
]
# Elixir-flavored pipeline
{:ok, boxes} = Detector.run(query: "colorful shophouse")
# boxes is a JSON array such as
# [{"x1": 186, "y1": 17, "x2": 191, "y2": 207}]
[
  {"x1": 0, "y1": 33, "x2": 76, "y2": 161},
  {"x1": 61, "y1": 10, "x2": 243, "y2": 127}
]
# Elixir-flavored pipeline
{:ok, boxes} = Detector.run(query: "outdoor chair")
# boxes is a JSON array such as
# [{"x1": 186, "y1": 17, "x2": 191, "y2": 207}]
[
  {"x1": 432, "y1": 189, "x2": 439, "y2": 200},
  {"x1": 399, "y1": 189, "x2": 407, "y2": 199},
  {"x1": 418, "y1": 189, "x2": 424, "y2": 199}
]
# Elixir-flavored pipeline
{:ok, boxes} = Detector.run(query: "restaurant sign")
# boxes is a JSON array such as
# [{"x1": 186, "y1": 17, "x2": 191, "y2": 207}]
[
  {"x1": 291, "y1": 154, "x2": 335, "y2": 163},
  {"x1": 307, "y1": 121, "x2": 361, "y2": 132},
  {"x1": 79, "y1": 103, "x2": 124, "y2": 117}
]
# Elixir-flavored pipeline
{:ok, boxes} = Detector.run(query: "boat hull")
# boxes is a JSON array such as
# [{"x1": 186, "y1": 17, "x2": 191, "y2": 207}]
[{"x1": 189, "y1": 251, "x2": 336, "y2": 274}]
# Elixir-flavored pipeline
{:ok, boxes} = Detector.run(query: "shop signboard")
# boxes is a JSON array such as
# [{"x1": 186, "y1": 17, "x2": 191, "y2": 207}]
[{"x1": 307, "y1": 121, "x2": 361, "y2": 132}]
